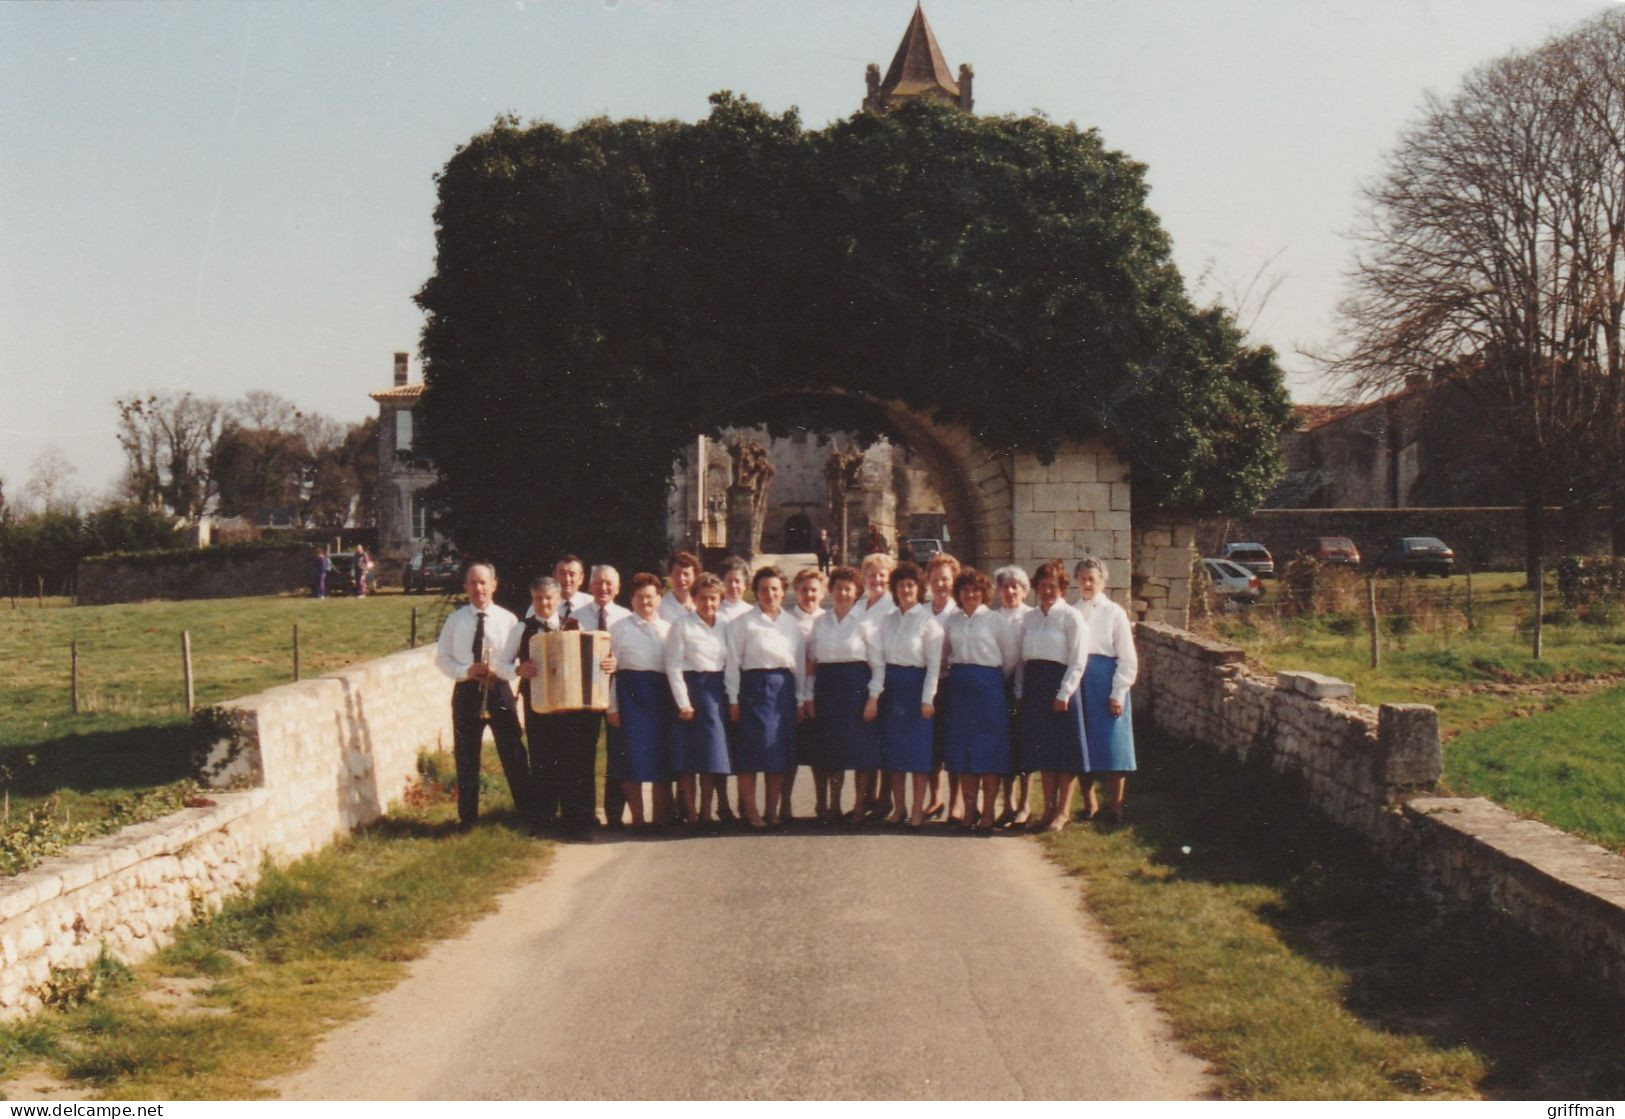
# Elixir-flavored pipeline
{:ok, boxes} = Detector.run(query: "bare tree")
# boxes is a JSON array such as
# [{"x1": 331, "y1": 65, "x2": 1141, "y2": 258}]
[
  {"x1": 20, "y1": 446, "x2": 83, "y2": 515},
  {"x1": 114, "y1": 391, "x2": 226, "y2": 521},
  {"x1": 1331, "y1": 10, "x2": 1625, "y2": 576},
  {"x1": 230, "y1": 390, "x2": 302, "y2": 431}
]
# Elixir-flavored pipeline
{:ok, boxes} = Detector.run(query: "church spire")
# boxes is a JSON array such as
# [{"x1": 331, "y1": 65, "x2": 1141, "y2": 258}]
[{"x1": 864, "y1": 5, "x2": 974, "y2": 114}]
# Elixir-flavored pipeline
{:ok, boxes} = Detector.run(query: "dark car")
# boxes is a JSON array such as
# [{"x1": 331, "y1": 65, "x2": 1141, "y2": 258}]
[
  {"x1": 406, "y1": 551, "x2": 461, "y2": 594},
  {"x1": 907, "y1": 538, "x2": 944, "y2": 565},
  {"x1": 1313, "y1": 536, "x2": 1362, "y2": 567},
  {"x1": 1375, "y1": 537, "x2": 1455, "y2": 577},
  {"x1": 1220, "y1": 542, "x2": 1275, "y2": 578}
]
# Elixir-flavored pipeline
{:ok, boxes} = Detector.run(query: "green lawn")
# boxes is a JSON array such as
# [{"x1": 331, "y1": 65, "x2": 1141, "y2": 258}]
[
  {"x1": 0, "y1": 591, "x2": 455, "y2": 835},
  {"x1": 1199, "y1": 571, "x2": 1625, "y2": 849}
]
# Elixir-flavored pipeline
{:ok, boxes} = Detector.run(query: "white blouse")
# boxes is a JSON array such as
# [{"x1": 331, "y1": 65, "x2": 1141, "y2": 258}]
[
  {"x1": 806, "y1": 606, "x2": 885, "y2": 701},
  {"x1": 718, "y1": 598, "x2": 752, "y2": 624},
  {"x1": 1075, "y1": 595, "x2": 1139, "y2": 704},
  {"x1": 944, "y1": 604, "x2": 1019, "y2": 676},
  {"x1": 1017, "y1": 602, "x2": 1088, "y2": 703},
  {"x1": 999, "y1": 602, "x2": 1034, "y2": 637},
  {"x1": 664, "y1": 611, "x2": 729, "y2": 711},
  {"x1": 856, "y1": 593, "x2": 897, "y2": 624},
  {"x1": 657, "y1": 591, "x2": 694, "y2": 624},
  {"x1": 607, "y1": 613, "x2": 671, "y2": 713},
  {"x1": 869, "y1": 603, "x2": 945, "y2": 705},
  {"x1": 575, "y1": 600, "x2": 632, "y2": 632},
  {"x1": 724, "y1": 607, "x2": 808, "y2": 703}
]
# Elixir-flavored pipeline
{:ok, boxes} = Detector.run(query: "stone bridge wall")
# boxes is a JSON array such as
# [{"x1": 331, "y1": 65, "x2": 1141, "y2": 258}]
[
  {"x1": 0, "y1": 647, "x2": 449, "y2": 1017},
  {"x1": 1135, "y1": 621, "x2": 1625, "y2": 1000}
]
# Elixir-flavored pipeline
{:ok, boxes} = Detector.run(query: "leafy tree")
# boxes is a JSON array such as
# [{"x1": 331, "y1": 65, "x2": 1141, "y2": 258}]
[
  {"x1": 1332, "y1": 10, "x2": 1625, "y2": 570},
  {"x1": 212, "y1": 425, "x2": 309, "y2": 522},
  {"x1": 416, "y1": 96, "x2": 1289, "y2": 586},
  {"x1": 114, "y1": 392, "x2": 225, "y2": 520}
]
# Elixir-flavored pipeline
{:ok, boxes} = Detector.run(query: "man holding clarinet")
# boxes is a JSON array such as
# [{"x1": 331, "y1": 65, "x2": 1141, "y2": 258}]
[{"x1": 434, "y1": 562, "x2": 533, "y2": 832}]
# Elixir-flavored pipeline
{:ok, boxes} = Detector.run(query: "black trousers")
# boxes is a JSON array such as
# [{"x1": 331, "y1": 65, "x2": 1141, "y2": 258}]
[
  {"x1": 527, "y1": 708, "x2": 601, "y2": 829},
  {"x1": 452, "y1": 680, "x2": 531, "y2": 826}
]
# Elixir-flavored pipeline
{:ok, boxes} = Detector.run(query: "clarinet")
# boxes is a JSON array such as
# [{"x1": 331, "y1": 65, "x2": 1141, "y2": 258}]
[{"x1": 477, "y1": 646, "x2": 494, "y2": 721}]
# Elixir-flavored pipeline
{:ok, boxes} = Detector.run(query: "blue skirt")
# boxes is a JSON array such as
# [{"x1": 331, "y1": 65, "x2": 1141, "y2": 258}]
[
  {"x1": 943, "y1": 665, "x2": 1013, "y2": 775},
  {"x1": 614, "y1": 670, "x2": 674, "y2": 783},
  {"x1": 1081, "y1": 656, "x2": 1136, "y2": 772},
  {"x1": 736, "y1": 668, "x2": 797, "y2": 774},
  {"x1": 880, "y1": 664, "x2": 934, "y2": 774},
  {"x1": 673, "y1": 671, "x2": 731, "y2": 775},
  {"x1": 1018, "y1": 660, "x2": 1087, "y2": 774},
  {"x1": 816, "y1": 660, "x2": 880, "y2": 770}
]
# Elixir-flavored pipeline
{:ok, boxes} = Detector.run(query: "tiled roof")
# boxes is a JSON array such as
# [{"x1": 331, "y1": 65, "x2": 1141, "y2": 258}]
[
  {"x1": 880, "y1": 5, "x2": 959, "y2": 100},
  {"x1": 369, "y1": 383, "x2": 425, "y2": 403}
]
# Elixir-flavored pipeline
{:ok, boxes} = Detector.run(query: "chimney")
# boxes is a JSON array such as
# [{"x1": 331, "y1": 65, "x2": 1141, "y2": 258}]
[
  {"x1": 865, "y1": 62, "x2": 881, "y2": 111},
  {"x1": 959, "y1": 63, "x2": 974, "y2": 113},
  {"x1": 393, "y1": 352, "x2": 409, "y2": 387}
]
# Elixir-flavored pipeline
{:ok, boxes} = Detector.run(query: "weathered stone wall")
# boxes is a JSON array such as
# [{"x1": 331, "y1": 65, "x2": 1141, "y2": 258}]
[
  {"x1": 1130, "y1": 515, "x2": 1197, "y2": 628},
  {"x1": 0, "y1": 646, "x2": 450, "y2": 1017},
  {"x1": 1135, "y1": 621, "x2": 1625, "y2": 999},
  {"x1": 77, "y1": 546, "x2": 312, "y2": 605}
]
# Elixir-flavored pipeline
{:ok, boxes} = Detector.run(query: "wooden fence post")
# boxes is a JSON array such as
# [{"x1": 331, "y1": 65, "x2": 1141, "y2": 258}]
[
  {"x1": 181, "y1": 630, "x2": 195, "y2": 713},
  {"x1": 410, "y1": 607, "x2": 418, "y2": 649},
  {"x1": 293, "y1": 623, "x2": 301, "y2": 682},
  {"x1": 71, "y1": 640, "x2": 79, "y2": 714},
  {"x1": 1532, "y1": 557, "x2": 1544, "y2": 661},
  {"x1": 1367, "y1": 574, "x2": 1380, "y2": 669}
]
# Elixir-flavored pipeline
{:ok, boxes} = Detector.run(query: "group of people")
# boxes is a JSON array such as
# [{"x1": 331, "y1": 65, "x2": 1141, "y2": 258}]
[
  {"x1": 310, "y1": 543, "x2": 373, "y2": 598},
  {"x1": 433, "y1": 549, "x2": 1137, "y2": 838}
]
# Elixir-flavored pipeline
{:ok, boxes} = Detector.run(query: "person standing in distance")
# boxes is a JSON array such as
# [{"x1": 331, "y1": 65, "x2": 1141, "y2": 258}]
[{"x1": 434, "y1": 563, "x2": 532, "y2": 832}]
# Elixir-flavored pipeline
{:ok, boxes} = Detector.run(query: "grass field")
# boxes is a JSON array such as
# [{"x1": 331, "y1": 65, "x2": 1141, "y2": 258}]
[
  {"x1": 0, "y1": 591, "x2": 455, "y2": 835},
  {"x1": 1198, "y1": 571, "x2": 1625, "y2": 850}
]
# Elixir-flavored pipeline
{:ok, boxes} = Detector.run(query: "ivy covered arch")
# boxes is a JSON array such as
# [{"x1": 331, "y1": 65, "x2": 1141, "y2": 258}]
[{"x1": 415, "y1": 94, "x2": 1289, "y2": 592}]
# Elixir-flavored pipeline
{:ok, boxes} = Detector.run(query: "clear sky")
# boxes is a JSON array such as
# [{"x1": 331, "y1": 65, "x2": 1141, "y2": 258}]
[{"x1": 1, "y1": 0, "x2": 1615, "y2": 501}]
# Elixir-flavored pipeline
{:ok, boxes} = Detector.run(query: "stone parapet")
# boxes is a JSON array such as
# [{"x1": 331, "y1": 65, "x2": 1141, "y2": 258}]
[
  {"x1": 1136, "y1": 620, "x2": 1625, "y2": 1000},
  {"x1": 0, "y1": 645, "x2": 451, "y2": 1017}
]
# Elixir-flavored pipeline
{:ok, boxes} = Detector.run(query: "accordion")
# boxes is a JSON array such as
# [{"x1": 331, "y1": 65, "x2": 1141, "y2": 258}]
[{"x1": 527, "y1": 629, "x2": 612, "y2": 714}]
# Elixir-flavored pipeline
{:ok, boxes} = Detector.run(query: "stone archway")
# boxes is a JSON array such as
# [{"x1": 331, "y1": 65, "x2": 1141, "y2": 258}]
[{"x1": 668, "y1": 391, "x2": 1195, "y2": 625}]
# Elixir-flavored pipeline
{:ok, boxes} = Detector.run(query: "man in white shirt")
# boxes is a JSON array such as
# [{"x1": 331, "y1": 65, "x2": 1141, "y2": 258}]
[
  {"x1": 576, "y1": 565, "x2": 631, "y2": 826},
  {"x1": 434, "y1": 563, "x2": 532, "y2": 832},
  {"x1": 552, "y1": 554, "x2": 594, "y2": 624}
]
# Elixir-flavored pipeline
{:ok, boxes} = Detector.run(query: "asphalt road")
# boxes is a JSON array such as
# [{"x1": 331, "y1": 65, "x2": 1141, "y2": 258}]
[{"x1": 274, "y1": 804, "x2": 1210, "y2": 1100}]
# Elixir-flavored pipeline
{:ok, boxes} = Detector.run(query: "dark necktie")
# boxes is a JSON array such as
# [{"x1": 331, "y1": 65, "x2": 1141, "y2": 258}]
[
  {"x1": 561, "y1": 600, "x2": 573, "y2": 623},
  {"x1": 472, "y1": 611, "x2": 487, "y2": 662},
  {"x1": 598, "y1": 605, "x2": 608, "y2": 632},
  {"x1": 519, "y1": 615, "x2": 543, "y2": 664}
]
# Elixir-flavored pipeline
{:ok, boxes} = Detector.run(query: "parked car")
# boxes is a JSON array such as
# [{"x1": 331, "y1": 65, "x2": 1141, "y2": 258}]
[
  {"x1": 327, "y1": 552, "x2": 362, "y2": 596},
  {"x1": 406, "y1": 551, "x2": 461, "y2": 593},
  {"x1": 1312, "y1": 536, "x2": 1362, "y2": 567},
  {"x1": 1220, "y1": 542, "x2": 1275, "y2": 578},
  {"x1": 1374, "y1": 537, "x2": 1456, "y2": 577},
  {"x1": 907, "y1": 538, "x2": 944, "y2": 565},
  {"x1": 1202, "y1": 558, "x2": 1264, "y2": 604}
]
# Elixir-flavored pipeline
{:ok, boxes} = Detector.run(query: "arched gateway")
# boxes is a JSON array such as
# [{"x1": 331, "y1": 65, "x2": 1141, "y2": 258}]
[
  {"x1": 409, "y1": 11, "x2": 1287, "y2": 628},
  {"x1": 665, "y1": 389, "x2": 1198, "y2": 626}
]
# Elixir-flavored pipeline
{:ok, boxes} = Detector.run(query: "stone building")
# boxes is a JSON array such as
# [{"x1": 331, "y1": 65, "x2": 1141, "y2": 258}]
[
  {"x1": 368, "y1": 352, "x2": 441, "y2": 581},
  {"x1": 665, "y1": 429, "x2": 947, "y2": 560}
]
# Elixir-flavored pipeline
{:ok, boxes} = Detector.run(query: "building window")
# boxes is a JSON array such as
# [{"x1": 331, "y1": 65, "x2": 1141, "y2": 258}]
[
  {"x1": 395, "y1": 409, "x2": 414, "y2": 453},
  {"x1": 410, "y1": 492, "x2": 430, "y2": 541}
]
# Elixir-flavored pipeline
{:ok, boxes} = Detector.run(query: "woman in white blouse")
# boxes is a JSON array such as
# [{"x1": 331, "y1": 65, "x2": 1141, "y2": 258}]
[
  {"x1": 994, "y1": 565, "x2": 1035, "y2": 828},
  {"x1": 942, "y1": 568, "x2": 1019, "y2": 831},
  {"x1": 606, "y1": 573, "x2": 675, "y2": 830},
  {"x1": 869, "y1": 561, "x2": 944, "y2": 828},
  {"x1": 726, "y1": 566, "x2": 806, "y2": 829},
  {"x1": 925, "y1": 553, "x2": 961, "y2": 823},
  {"x1": 789, "y1": 567, "x2": 830, "y2": 823},
  {"x1": 717, "y1": 556, "x2": 753, "y2": 623},
  {"x1": 1017, "y1": 560, "x2": 1089, "y2": 832},
  {"x1": 805, "y1": 565, "x2": 885, "y2": 824},
  {"x1": 666, "y1": 572, "x2": 732, "y2": 829},
  {"x1": 856, "y1": 551, "x2": 897, "y2": 818},
  {"x1": 1073, "y1": 557, "x2": 1139, "y2": 824}
]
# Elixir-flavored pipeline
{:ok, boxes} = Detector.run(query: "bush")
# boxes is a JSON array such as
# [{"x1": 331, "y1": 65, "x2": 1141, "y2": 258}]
[
  {"x1": 1555, "y1": 555, "x2": 1625, "y2": 608},
  {"x1": 1581, "y1": 601, "x2": 1622, "y2": 628}
]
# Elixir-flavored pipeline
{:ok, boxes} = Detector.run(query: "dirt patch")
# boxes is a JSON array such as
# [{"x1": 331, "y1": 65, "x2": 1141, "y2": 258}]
[
  {"x1": 2, "y1": 1069, "x2": 92, "y2": 1101},
  {"x1": 141, "y1": 975, "x2": 229, "y2": 1017}
]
